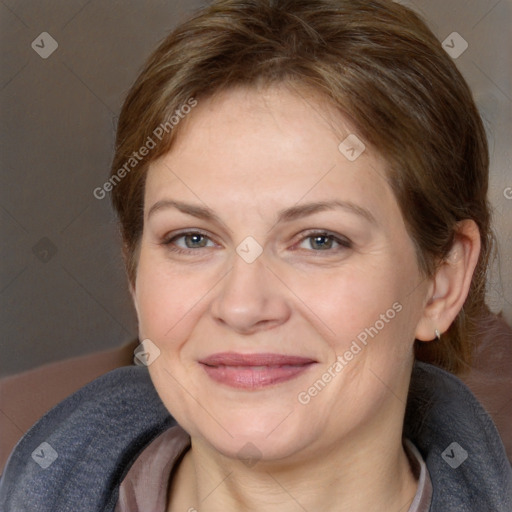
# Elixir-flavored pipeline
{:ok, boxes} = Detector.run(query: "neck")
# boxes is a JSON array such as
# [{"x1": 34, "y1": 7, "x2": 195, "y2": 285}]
[{"x1": 168, "y1": 424, "x2": 418, "y2": 512}]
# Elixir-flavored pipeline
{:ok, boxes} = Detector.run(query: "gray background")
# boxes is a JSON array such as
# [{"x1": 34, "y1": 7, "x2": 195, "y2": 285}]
[{"x1": 1, "y1": 0, "x2": 511, "y2": 378}]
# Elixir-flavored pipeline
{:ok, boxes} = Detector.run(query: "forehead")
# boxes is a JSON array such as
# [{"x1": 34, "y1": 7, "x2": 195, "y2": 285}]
[{"x1": 144, "y1": 85, "x2": 398, "y2": 223}]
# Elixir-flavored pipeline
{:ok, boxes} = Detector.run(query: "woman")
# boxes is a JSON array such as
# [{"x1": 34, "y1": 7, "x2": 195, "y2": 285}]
[{"x1": 1, "y1": 0, "x2": 510, "y2": 510}]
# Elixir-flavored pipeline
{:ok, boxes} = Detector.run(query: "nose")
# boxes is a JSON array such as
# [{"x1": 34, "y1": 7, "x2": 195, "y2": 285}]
[{"x1": 210, "y1": 254, "x2": 291, "y2": 335}]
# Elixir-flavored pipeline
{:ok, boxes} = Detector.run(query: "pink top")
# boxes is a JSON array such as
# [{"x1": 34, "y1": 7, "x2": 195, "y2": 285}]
[{"x1": 115, "y1": 426, "x2": 432, "y2": 512}]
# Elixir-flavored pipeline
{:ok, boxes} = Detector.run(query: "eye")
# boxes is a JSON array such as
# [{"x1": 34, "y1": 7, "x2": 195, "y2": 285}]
[
  {"x1": 297, "y1": 231, "x2": 351, "y2": 252},
  {"x1": 163, "y1": 231, "x2": 216, "y2": 251}
]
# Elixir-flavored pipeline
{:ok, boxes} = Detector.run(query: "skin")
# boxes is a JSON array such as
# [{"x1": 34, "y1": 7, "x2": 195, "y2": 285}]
[{"x1": 131, "y1": 85, "x2": 480, "y2": 512}]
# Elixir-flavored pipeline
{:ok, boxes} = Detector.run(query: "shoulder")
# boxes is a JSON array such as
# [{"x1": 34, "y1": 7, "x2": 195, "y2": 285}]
[
  {"x1": 406, "y1": 362, "x2": 512, "y2": 511},
  {"x1": 0, "y1": 365, "x2": 175, "y2": 512}
]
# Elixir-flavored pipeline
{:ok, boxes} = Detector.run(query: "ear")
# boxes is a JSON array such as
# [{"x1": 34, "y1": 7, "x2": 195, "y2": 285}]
[{"x1": 415, "y1": 220, "x2": 481, "y2": 341}]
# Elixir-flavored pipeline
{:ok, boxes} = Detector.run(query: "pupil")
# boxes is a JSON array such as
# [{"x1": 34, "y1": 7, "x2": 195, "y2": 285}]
[
  {"x1": 186, "y1": 234, "x2": 206, "y2": 248},
  {"x1": 312, "y1": 235, "x2": 332, "y2": 250}
]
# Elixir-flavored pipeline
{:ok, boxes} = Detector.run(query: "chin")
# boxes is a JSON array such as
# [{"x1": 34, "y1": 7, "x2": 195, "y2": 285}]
[{"x1": 191, "y1": 410, "x2": 317, "y2": 464}]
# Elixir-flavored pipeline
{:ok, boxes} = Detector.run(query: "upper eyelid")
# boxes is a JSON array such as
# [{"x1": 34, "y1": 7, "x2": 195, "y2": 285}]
[
  {"x1": 163, "y1": 229, "x2": 214, "y2": 242},
  {"x1": 162, "y1": 232, "x2": 218, "y2": 252},
  {"x1": 294, "y1": 229, "x2": 351, "y2": 245}
]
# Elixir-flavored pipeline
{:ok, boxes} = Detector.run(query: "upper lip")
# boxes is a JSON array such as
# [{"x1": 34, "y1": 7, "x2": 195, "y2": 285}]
[{"x1": 199, "y1": 352, "x2": 317, "y2": 367}]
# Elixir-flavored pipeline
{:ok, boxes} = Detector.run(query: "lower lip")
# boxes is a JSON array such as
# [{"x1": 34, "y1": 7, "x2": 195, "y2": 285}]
[{"x1": 201, "y1": 364, "x2": 314, "y2": 389}]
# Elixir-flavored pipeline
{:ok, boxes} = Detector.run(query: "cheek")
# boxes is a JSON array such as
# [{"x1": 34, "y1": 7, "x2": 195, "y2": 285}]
[
  {"x1": 295, "y1": 264, "x2": 395, "y2": 328},
  {"x1": 291, "y1": 253, "x2": 421, "y2": 359},
  {"x1": 134, "y1": 250, "x2": 207, "y2": 343}
]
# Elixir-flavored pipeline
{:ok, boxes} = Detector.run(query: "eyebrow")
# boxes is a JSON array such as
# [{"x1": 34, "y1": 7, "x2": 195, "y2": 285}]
[
  {"x1": 276, "y1": 200, "x2": 376, "y2": 225},
  {"x1": 147, "y1": 200, "x2": 224, "y2": 225},
  {"x1": 147, "y1": 199, "x2": 376, "y2": 225}
]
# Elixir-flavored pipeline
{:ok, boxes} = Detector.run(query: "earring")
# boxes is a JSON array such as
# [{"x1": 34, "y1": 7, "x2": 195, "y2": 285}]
[{"x1": 434, "y1": 329, "x2": 441, "y2": 341}]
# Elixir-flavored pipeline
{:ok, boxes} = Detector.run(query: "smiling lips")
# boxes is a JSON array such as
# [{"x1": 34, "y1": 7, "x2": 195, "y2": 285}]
[{"x1": 199, "y1": 352, "x2": 317, "y2": 389}]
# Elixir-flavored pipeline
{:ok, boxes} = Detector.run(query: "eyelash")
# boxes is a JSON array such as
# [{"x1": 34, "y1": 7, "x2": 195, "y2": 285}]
[
  {"x1": 161, "y1": 230, "x2": 216, "y2": 255},
  {"x1": 294, "y1": 230, "x2": 352, "y2": 253},
  {"x1": 162, "y1": 230, "x2": 352, "y2": 255}
]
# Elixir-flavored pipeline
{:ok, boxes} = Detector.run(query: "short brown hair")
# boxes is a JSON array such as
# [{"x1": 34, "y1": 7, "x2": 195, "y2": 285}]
[{"x1": 110, "y1": 0, "x2": 493, "y2": 374}]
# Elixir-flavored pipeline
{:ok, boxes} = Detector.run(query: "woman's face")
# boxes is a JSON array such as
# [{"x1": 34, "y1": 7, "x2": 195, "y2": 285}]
[{"x1": 133, "y1": 85, "x2": 431, "y2": 464}]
